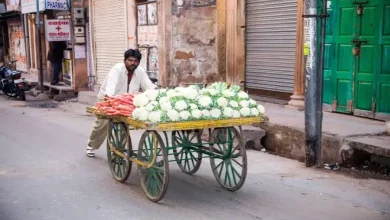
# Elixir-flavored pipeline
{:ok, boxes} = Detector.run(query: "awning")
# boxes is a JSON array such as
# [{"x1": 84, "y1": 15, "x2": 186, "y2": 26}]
[{"x1": 0, "y1": 11, "x2": 21, "y2": 21}]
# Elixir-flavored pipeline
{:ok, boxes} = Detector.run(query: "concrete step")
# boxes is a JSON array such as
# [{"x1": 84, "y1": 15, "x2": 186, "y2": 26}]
[
  {"x1": 339, "y1": 134, "x2": 390, "y2": 168},
  {"x1": 344, "y1": 135, "x2": 390, "y2": 158},
  {"x1": 78, "y1": 91, "x2": 98, "y2": 106}
]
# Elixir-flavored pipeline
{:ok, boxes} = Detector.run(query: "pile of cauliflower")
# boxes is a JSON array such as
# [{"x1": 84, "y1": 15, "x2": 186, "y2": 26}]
[{"x1": 132, "y1": 82, "x2": 265, "y2": 123}]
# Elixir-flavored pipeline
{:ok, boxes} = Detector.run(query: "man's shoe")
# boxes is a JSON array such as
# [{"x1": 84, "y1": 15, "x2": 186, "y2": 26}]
[{"x1": 86, "y1": 146, "x2": 95, "y2": 157}]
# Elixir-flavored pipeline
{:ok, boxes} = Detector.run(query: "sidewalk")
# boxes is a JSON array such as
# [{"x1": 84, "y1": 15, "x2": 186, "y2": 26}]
[{"x1": 256, "y1": 102, "x2": 388, "y2": 165}]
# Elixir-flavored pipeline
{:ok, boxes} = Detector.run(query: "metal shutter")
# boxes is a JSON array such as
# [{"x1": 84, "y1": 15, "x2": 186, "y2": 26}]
[
  {"x1": 245, "y1": 0, "x2": 297, "y2": 93},
  {"x1": 93, "y1": 0, "x2": 126, "y2": 85}
]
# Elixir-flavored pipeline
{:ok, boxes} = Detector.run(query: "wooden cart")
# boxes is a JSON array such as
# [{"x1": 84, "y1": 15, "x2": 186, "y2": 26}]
[{"x1": 87, "y1": 107, "x2": 267, "y2": 202}]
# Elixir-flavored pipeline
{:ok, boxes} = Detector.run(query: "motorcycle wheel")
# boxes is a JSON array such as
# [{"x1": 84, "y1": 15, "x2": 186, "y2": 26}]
[{"x1": 3, "y1": 84, "x2": 18, "y2": 98}]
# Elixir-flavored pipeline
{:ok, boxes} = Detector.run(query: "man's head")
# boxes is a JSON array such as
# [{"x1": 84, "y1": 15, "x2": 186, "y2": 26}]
[{"x1": 124, "y1": 49, "x2": 142, "y2": 72}]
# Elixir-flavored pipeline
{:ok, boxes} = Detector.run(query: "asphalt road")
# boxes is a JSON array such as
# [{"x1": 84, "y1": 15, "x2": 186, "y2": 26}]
[{"x1": 0, "y1": 96, "x2": 389, "y2": 220}]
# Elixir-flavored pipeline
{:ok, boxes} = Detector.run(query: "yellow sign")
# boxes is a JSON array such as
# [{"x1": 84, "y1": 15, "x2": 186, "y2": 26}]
[{"x1": 304, "y1": 43, "x2": 310, "y2": 56}]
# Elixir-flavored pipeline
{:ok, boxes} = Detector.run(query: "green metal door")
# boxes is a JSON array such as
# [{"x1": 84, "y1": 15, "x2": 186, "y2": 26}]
[
  {"x1": 375, "y1": 0, "x2": 390, "y2": 120},
  {"x1": 324, "y1": 0, "x2": 390, "y2": 120}
]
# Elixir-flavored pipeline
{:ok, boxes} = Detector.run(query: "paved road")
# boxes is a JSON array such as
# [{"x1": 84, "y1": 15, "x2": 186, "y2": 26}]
[{"x1": 0, "y1": 96, "x2": 389, "y2": 220}]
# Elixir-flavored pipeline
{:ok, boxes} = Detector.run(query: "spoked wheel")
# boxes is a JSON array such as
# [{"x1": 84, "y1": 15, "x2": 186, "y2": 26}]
[
  {"x1": 107, "y1": 121, "x2": 132, "y2": 183},
  {"x1": 138, "y1": 131, "x2": 169, "y2": 202},
  {"x1": 172, "y1": 130, "x2": 202, "y2": 175},
  {"x1": 209, "y1": 127, "x2": 247, "y2": 191}
]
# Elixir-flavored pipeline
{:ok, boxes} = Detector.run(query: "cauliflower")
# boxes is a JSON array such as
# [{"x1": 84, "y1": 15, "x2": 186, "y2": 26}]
[
  {"x1": 238, "y1": 91, "x2": 249, "y2": 99},
  {"x1": 229, "y1": 100, "x2": 239, "y2": 108},
  {"x1": 167, "y1": 89, "x2": 180, "y2": 98},
  {"x1": 160, "y1": 102, "x2": 173, "y2": 111},
  {"x1": 190, "y1": 103, "x2": 198, "y2": 110},
  {"x1": 184, "y1": 87, "x2": 199, "y2": 100},
  {"x1": 159, "y1": 96, "x2": 170, "y2": 105},
  {"x1": 207, "y1": 89, "x2": 218, "y2": 96},
  {"x1": 239, "y1": 100, "x2": 249, "y2": 108},
  {"x1": 167, "y1": 109, "x2": 180, "y2": 121},
  {"x1": 249, "y1": 99, "x2": 257, "y2": 107},
  {"x1": 240, "y1": 107, "x2": 251, "y2": 117},
  {"x1": 145, "y1": 103, "x2": 156, "y2": 112},
  {"x1": 223, "y1": 107, "x2": 234, "y2": 118},
  {"x1": 257, "y1": 105, "x2": 265, "y2": 114},
  {"x1": 175, "y1": 100, "x2": 188, "y2": 111},
  {"x1": 198, "y1": 96, "x2": 213, "y2": 108},
  {"x1": 222, "y1": 90, "x2": 235, "y2": 98},
  {"x1": 179, "y1": 111, "x2": 191, "y2": 120},
  {"x1": 132, "y1": 108, "x2": 149, "y2": 121},
  {"x1": 148, "y1": 111, "x2": 162, "y2": 123},
  {"x1": 232, "y1": 110, "x2": 241, "y2": 118},
  {"x1": 144, "y1": 89, "x2": 159, "y2": 101},
  {"x1": 211, "y1": 108, "x2": 222, "y2": 119},
  {"x1": 133, "y1": 93, "x2": 149, "y2": 107},
  {"x1": 201, "y1": 109, "x2": 211, "y2": 118},
  {"x1": 250, "y1": 108, "x2": 260, "y2": 116},
  {"x1": 191, "y1": 109, "x2": 202, "y2": 119},
  {"x1": 217, "y1": 97, "x2": 228, "y2": 107}
]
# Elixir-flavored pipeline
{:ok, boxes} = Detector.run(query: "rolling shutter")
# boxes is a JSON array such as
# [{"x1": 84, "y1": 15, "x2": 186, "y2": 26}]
[
  {"x1": 93, "y1": 0, "x2": 126, "y2": 84},
  {"x1": 245, "y1": 0, "x2": 298, "y2": 93}
]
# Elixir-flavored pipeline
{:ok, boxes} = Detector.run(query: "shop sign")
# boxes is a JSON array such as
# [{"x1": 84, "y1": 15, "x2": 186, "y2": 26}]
[
  {"x1": 6, "y1": 0, "x2": 21, "y2": 11},
  {"x1": 45, "y1": 19, "x2": 71, "y2": 41},
  {"x1": 21, "y1": 0, "x2": 45, "y2": 14},
  {"x1": 46, "y1": 0, "x2": 68, "y2": 10},
  {"x1": 8, "y1": 21, "x2": 27, "y2": 72}
]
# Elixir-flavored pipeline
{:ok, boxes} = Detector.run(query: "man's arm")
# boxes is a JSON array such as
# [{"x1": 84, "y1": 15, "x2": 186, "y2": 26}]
[
  {"x1": 139, "y1": 68, "x2": 157, "y2": 91},
  {"x1": 105, "y1": 65, "x2": 120, "y2": 97}
]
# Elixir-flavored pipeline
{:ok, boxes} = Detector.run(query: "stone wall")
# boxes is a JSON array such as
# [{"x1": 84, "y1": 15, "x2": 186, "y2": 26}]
[{"x1": 169, "y1": 0, "x2": 223, "y2": 86}]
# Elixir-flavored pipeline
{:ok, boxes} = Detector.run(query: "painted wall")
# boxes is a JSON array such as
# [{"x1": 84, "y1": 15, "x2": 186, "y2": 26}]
[{"x1": 169, "y1": 0, "x2": 222, "y2": 86}]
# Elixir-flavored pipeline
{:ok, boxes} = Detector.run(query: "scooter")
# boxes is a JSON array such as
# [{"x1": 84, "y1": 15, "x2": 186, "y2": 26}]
[{"x1": 0, "y1": 61, "x2": 31, "y2": 101}]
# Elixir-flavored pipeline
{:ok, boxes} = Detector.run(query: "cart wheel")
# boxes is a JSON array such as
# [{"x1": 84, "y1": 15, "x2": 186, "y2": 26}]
[
  {"x1": 138, "y1": 131, "x2": 169, "y2": 202},
  {"x1": 209, "y1": 127, "x2": 247, "y2": 191},
  {"x1": 107, "y1": 121, "x2": 132, "y2": 183},
  {"x1": 172, "y1": 130, "x2": 202, "y2": 175}
]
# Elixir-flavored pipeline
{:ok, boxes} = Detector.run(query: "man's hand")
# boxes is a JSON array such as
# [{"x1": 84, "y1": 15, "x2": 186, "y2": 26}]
[{"x1": 103, "y1": 95, "x2": 111, "y2": 101}]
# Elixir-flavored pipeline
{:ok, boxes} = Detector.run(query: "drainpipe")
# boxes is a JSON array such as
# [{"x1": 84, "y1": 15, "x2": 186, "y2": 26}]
[
  {"x1": 22, "y1": 13, "x2": 31, "y2": 70},
  {"x1": 36, "y1": 0, "x2": 44, "y2": 92}
]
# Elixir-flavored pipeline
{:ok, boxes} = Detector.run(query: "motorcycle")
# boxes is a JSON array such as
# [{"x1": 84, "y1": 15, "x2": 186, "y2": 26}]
[{"x1": 0, "y1": 61, "x2": 31, "y2": 101}]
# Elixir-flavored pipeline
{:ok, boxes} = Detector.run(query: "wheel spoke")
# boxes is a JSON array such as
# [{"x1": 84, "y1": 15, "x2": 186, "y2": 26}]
[
  {"x1": 184, "y1": 151, "x2": 189, "y2": 170},
  {"x1": 232, "y1": 158, "x2": 243, "y2": 167},
  {"x1": 189, "y1": 150, "x2": 196, "y2": 168},
  {"x1": 218, "y1": 160, "x2": 225, "y2": 179},
  {"x1": 177, "y1": 131, "x2": 183, "y2": 141},
  {"x1": 189, "y1": 133, "x2": 196, "y2": 142},
  {"x1": 213, "y1": 160, "x2": 224, "y2": 171},
  {"x1": 229, "y1": 160, "x2": 238, "y2": 185}
]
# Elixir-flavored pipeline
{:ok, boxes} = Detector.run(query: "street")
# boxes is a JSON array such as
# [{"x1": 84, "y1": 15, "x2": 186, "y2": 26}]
[{"x1": 0, "y1": 96, "x2": 389, "y2": 220}]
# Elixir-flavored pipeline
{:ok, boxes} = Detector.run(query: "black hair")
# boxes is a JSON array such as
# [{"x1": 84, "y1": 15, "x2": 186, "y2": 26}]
[{"x1": 124, "y1": 49, "x2": 142, "y2": 61}]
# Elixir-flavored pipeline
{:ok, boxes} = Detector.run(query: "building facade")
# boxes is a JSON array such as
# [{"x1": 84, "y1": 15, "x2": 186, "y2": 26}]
[{"x1": 88, "y1": 0, "x2": 390, "y2": 121}]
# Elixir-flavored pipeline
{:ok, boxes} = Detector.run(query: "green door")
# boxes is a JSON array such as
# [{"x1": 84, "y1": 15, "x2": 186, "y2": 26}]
[
  {"x1": 376, "y1": 0, "x2": 390, "y2": 120},
  {"x1": 324, "y1": 0, "x2": 390, "y2": 120}
]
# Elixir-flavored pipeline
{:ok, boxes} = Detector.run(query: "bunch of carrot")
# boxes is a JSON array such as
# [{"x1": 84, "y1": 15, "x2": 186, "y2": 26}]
[{"x1": 95, "y1": 93, "x2": 135, "y2": 117}]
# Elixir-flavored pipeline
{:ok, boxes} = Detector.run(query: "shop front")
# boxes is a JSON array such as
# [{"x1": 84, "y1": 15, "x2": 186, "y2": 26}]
[{"x1": 21, "y1": 0, "x2": 88, "y2": 92}]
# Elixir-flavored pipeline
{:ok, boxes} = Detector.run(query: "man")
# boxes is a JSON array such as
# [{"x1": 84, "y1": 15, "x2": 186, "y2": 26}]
[
  {"x1": 86, "y1": 49, "x2": 156, "y2": 157},
  {"x1": 48, "y1": 41, "x2": 67, "y2": 85}
]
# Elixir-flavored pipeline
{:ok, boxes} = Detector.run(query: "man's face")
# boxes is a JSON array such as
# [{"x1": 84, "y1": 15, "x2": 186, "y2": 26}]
[{"x1": 125, "y1": 56, "x2": 140, "y2": 71}]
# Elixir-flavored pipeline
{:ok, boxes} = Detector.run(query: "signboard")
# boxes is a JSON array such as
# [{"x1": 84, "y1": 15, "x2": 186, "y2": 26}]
[
  {"x1": 6, "y1": 0, "x2": 21, "y2": 11},
  {"x1": 46, "y1": 0, "x2": 68, "y2": 10},
  {"x1": 8, "y1": 21, "x2": 27, "y2": 72},
  {"x1": 45, "y1": 19, "x2": 71, "y2": 41},
  {"x1": 21, "y1": 0, "x2": 45, "y2": 14},
  {"x1": 137, "y1": 25, "x2": 158, "y2": 46}
]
